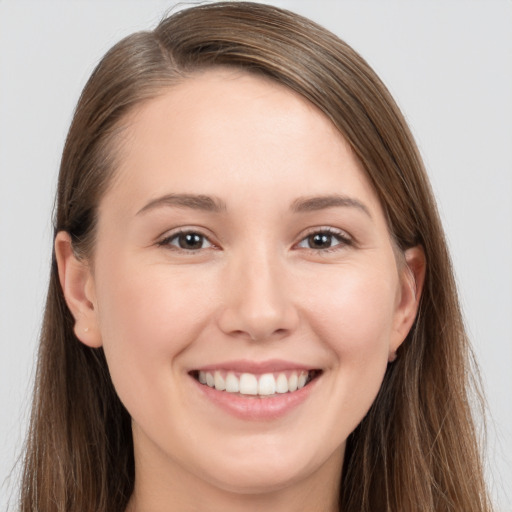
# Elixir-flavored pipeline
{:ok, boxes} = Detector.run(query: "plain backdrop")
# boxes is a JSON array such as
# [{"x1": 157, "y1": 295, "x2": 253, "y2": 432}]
[{"x1": 1, "y1": 1, "x2": 511, "y2": 510}]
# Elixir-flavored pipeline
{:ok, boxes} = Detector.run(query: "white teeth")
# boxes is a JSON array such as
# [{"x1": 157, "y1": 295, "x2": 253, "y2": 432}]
[
  {"x1": 197, "y1": 369, "x2": 315, "y2": 395},
  {"x1": 288, "y1": 372, "x2": 298, "y2": 392},
  {"x1": 239, "y1": 373, "x2": 258, "y2": 395},
  {"x1": 258, "y1": 373, "x2": 276, "y2": 395},
  {"x1": 214, "y1": 370, "x2": 226, "y2": 391},
  {"x1": 225, "y1": 372, "x2": 239, "y2": 393},
  {"x1": 276, "y1": 373, "x2": 288, "y2": 393}
]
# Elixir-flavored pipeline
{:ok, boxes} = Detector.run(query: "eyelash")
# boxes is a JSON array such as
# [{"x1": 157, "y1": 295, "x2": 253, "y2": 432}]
[
  {"x1": 157, "y1": 227, "x2": 353, "y2": 253},
  {"x1": 157, "y1": 229, "x2": 216, "y2": 253},
  {"x1": 296, "y1": 227, "x2": 353, "y2": 252}
]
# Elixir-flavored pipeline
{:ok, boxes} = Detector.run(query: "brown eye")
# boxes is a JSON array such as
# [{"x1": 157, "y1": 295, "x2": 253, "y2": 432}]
[
  {"x1": 308, "y1": 233, "x2": 334, "y2": 249},
  {"x1": 162, "y1": 231, "x2": 212, "y2": 251},
  {"x1": 297, "y1": 229, "x2": 351, "y2": 251},
  {"x1": 179, "y1": 233, "x2": 204, "y2": 249}
]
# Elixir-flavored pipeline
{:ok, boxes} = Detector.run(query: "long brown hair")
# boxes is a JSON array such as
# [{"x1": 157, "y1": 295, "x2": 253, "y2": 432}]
[{"x1": 20, "y1": 2, "x2": 492, "y2": 511}]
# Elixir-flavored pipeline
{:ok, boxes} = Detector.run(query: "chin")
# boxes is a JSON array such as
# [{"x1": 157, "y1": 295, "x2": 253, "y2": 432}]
[
  {"x1": 189, "y1": 437, "x2": 342, "y2": 496},
  {"x1": 202, "y1": 463, "x2": 310, "y2": 496}
]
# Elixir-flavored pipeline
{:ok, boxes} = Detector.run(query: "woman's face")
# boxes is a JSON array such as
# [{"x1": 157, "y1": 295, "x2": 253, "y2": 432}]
[{"x1": 60, "y1": 69, "x2": 422, "y2": 500}]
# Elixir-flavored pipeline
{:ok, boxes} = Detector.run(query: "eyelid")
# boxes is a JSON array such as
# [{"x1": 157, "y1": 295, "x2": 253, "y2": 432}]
[
  {"x1": 154, "y1": 225, "x2": 354, "y2": 253},
  {"x1": 294, "y1": 226, "x2": 354, "y2": 251},
  {"x1": 157, "y1": 227, "x2": 218, "y2": 252}
]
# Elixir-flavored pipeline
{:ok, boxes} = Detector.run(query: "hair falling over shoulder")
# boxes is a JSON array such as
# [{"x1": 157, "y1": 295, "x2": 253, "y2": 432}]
[{"x1": 19, "y1": 3, "x2": 493, "y2": 511}]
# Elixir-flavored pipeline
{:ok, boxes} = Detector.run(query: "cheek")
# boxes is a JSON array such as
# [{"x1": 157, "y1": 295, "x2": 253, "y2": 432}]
[
  {"x1": 300, "y1": 263, "x2": 398, "y2": 428},
  {"x1": 93, "y1": 257, "x2": 217, "y2": 404},
  {"x1": 303, "y1": 262, "x2": 399, "y2": 358}
]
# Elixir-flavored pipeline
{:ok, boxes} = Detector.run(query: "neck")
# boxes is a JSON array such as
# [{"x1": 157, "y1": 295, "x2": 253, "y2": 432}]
[{"x1": 127, "y1": 483, "x2": 340, "y2": 512}]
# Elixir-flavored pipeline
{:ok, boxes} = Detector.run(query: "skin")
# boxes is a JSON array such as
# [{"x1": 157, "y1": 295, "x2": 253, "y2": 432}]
[{"x1": 56, "y1": 69, "x2": 425, "y2": 512}]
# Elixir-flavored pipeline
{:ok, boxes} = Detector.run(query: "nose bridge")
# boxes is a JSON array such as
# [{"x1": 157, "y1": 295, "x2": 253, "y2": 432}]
[{"x1": 218, "y1": 243, "x2": 298, "y2": 340}]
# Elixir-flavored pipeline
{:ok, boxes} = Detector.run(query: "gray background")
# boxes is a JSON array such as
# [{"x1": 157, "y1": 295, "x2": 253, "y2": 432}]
[{"x1": 1, "y1": 1, "x2": 511, "y2": 510}]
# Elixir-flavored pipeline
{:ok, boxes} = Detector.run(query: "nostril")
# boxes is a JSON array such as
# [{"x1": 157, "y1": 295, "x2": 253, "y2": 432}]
[{"x1": 216, "y1": 282, "x2": 300, "y2": 341}]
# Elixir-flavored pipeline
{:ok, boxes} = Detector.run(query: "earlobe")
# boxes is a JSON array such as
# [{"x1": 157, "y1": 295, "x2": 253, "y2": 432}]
[
  {"x1": 389, "y1": 245, "x2": 426, "y2": 360},
  {"x1": 54, "y1": 231, "x2": 102, "y2": 348}
]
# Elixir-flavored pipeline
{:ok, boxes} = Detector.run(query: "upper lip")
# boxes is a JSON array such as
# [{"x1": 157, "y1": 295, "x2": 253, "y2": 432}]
[{"x1": 192, "y1": 359, "x2": 317, "y2": 374}]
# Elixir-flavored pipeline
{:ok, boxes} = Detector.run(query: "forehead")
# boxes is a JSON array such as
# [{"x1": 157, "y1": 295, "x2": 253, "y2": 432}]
[{"x1": 102, "y1": 68, "x2": 381, "y2": 217}]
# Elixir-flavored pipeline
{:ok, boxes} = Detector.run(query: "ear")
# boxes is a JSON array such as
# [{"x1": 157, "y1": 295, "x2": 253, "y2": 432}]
[
  {"x1": 389, "y1": 245, "x2": 426, "y2": 361},
  {"x1": 54, "y1": 231, "x2": 102, "y2": 348}
]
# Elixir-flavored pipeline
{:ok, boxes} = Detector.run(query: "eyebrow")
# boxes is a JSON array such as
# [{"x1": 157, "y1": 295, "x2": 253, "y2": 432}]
[
  {"x1": 136, "y1": 192, "x2": 371, "y2": 218},
  {"x1": 136, "y1": 193, "x2": 227, "y2": 215},
  {"x1": 290, "y1": 194, "x2": 371, "y2": 217}
]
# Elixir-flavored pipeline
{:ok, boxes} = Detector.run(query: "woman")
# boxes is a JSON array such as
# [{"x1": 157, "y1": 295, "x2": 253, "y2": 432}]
[{"x1": 19, "y1": 2, "x2": 492, "y2": 511}]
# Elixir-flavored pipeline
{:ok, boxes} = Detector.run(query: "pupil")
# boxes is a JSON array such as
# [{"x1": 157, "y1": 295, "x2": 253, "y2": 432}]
[
  {"x1": 179, "y1": 233, "x2": 203, "y2": 249},
  {"x1": 310, "y1": 233, "x2": 331, "y2": 248}
]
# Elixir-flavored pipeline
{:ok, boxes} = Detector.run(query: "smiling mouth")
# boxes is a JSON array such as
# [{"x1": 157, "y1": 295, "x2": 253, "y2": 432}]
[{"x1": 190, "y1": 369, "x2": 322, "y2": 397}]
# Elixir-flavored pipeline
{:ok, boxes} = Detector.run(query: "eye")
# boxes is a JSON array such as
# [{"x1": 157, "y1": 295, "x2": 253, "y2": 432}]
[
  {"x1": 297, "y1": 228, "x2": 351, "y2": 251},
  {"x1": 159, "y1": 231, "x2": 213, "y2": 251}
]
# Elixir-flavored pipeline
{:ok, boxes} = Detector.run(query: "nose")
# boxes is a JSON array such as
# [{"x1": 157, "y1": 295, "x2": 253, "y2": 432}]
[{"x1": 217, "y1": 250, "x2": 299, "y2": 342}]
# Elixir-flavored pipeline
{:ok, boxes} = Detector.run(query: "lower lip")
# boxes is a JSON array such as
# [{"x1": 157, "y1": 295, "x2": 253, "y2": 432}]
[{"x1": 191, "y1": 375, "x2": 318, "y2": 421}]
